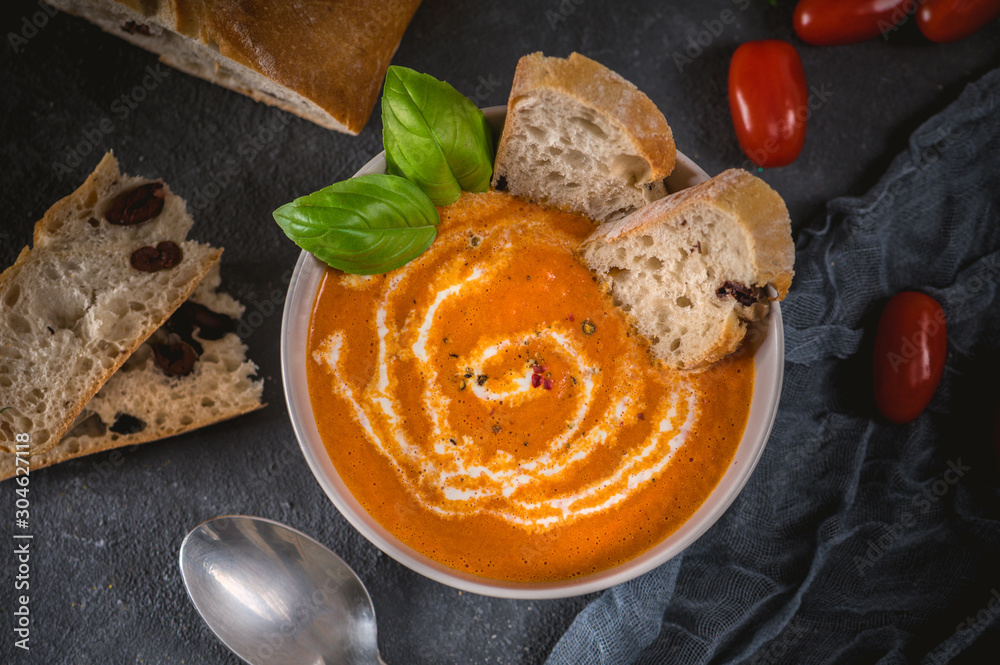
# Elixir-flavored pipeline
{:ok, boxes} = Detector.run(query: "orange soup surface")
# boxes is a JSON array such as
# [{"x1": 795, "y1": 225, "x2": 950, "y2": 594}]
[{"x1": 307, "y1": 191, "x2": 753, "y2": 582}]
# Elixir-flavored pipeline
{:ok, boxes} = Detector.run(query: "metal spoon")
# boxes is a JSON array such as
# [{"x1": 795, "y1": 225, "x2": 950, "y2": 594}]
[{"x1": 179, "y1": 515, "x2": 385, "y2": 665}]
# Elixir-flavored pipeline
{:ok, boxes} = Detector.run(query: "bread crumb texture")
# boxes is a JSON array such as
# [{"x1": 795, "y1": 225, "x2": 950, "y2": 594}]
[
  {"x1": 0, "y1": 262, "x2": 264, "y2": 480},
  {"x1": 0, "y1": 152, "x2": 221, "y2": 455}
]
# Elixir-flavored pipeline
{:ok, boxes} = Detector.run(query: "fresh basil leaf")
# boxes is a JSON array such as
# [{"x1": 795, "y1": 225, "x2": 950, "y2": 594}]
[
  {"x1": 272, "y1": 174, "x2": 440, "y2": 275},
  {"x1": 382, "y1": 66, "x2": 494, "y2": 206}
]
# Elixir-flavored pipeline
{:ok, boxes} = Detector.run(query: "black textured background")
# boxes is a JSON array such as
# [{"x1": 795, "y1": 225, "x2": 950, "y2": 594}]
[{"x1": 1, "y1": 1, "x2": 998, "y2": 663}]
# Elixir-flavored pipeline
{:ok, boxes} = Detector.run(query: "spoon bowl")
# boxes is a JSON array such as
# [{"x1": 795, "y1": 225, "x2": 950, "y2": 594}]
[{"x1": 179, "y1": 515, "x2": 383, "y2": 665}]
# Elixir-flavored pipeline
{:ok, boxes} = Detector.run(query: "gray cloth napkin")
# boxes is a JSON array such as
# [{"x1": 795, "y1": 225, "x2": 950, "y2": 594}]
[{"x1": 546, "y1": 67, "x2": 1000, "y2": 665}]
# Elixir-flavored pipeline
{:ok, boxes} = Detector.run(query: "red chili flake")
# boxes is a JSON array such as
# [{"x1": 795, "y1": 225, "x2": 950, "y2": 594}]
[
  {"x1": 532, "y1": 364, "x2": 547, "y2": 375},
  {"x1": 543, "y1": 378, "x2": 553, "y2": 390},
  {"x1": 531, "y1": 373, "x2": 542, "y2": 388},
  {"x1": 638, "y1": 413, "x2": 645, "y2": 421},
  {"x1": 567, "y1": 313, "x2": 575, "y2": 322}
]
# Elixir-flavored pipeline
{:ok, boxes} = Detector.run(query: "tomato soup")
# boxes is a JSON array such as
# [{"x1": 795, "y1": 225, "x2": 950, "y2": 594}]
[{"x1": 307, "y1": 191, "x2": 753, "y2": 582}]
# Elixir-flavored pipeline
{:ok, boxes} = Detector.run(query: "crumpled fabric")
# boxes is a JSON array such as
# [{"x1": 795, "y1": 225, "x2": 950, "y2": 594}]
[{"x1": 546, "y1": 67, "x2": 1000, "y2": 665}]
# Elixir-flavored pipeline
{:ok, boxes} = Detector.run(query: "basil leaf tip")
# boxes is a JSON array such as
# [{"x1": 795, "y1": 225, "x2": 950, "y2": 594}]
[
  {"x1": 382, "y1": 65, "x2": 494, "y2": 207},
  {"x1": 272, "y1": 174, "x2": 440, "y2": 275}
]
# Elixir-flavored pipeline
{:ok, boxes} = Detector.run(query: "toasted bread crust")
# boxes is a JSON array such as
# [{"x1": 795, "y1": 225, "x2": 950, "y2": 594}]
[
  {"x1": 45, "y1": 0, "x2": 423, "y2": 134},
  {"x1": 173, "y1": 0, "x2": 421, "y2": 133},
  {"x1": 496, "y1": 52, "x2": 676, "y2": 186}
]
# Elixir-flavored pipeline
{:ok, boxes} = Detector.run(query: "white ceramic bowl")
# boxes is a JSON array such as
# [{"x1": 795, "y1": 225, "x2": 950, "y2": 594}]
[{"x1": 281, "y1": 107, "x2": 783, "y2": 599}]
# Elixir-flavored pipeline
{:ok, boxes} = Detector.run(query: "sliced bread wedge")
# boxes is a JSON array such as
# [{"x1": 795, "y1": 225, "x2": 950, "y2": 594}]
[
  {"x1": 580, "y1": 169, "x2": 794, "y2": 370},
  {"x1": 0, "y1": 264, "x2": 264, "y2": 480},
  {"x1": 491, "y1": 52, "x2": 676, "y2": 222},
  {"x1": 0, "y1": 152, "x2": 221, "y2": 455}
]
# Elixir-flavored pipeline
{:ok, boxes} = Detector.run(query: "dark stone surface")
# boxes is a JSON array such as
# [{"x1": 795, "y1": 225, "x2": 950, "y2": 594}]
[{"x1": 1, "y1": 1, "x2": 998, "y2": 663}]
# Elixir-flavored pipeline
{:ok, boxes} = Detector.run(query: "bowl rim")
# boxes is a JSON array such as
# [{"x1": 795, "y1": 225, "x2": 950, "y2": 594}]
[{"x1": 280, "y1": 106, "x2": 784, "y2": 599}]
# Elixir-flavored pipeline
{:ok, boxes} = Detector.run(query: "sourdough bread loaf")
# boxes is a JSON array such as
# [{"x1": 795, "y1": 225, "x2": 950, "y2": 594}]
[
  {"x1": 0, "y1": 265, "x2": 263, "y2": 480},
  {"x1": 0, "y1": 152, "x2": 221, "y2": 455},
  {"x1": 491, "y1": 52, "x2": 676, "y2": 222},
  {"x1": 43, "y1": 0, "x2": 423, "y2": 134},
  {"x1": 580, "y1": 169, "x2": 794, "y2": 369}
]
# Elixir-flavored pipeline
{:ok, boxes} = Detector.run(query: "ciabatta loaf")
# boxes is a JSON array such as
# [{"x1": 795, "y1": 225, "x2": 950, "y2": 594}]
[
  {"x1": 43, "y1": 0, "x2": 423, "y2": 134},
  {"x1": 580, "y1": 169, "x2": 794, "y2": 370},
  {"x1": 491, "y1": 52, "x2": 676, "y2": 222},
  {"x1": 0, "y1": 265, "x2": 263, "y2": 480},
  {"x1": 0, "y1": 152, "x2": 221, "y2": 455}
]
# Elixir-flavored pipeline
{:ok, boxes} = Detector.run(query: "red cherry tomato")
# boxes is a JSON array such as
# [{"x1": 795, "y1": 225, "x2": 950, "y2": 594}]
[
  {"x1": 873, "y1": 292, "x2": 947, "y2": 424},
  {"x1": 917, "y1": 0, "x2": 1000, "y2": 43},
  {"x1": 793, "y1": 0, "x2": 913, "y2": 46},
  {"x1": 728, "y1": 40, "x2": 808, "y2": 169}
]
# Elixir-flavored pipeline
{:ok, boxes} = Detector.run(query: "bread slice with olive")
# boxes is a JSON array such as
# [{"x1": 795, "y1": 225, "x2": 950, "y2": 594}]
[
  {"x1": 491, "y1": 52, "x2": 676, "y2": 222},
  {"x1": 0, "y1": 152, "x2": 222, "y2": 456},
  {"x1": 580, "y1": 169, "x2": 794, "y2": 370},
  {"x1": 0, "y1": 265, "x2": 264, "y2": 480}
]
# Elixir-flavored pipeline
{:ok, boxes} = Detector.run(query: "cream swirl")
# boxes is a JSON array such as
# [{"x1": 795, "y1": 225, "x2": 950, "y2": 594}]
[{"x1": 313, "y1": 216, "x2": 700, "y2": 530}]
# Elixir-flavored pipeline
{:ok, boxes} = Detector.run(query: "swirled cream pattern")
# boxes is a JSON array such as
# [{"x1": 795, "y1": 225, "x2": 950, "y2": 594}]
[{"x1": 312, "y1": 193, "x2": 704, "y2": 531}]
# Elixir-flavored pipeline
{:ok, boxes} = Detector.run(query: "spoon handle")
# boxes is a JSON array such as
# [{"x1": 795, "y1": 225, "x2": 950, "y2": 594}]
[{"x1": 377, "y1": 653, "x2": 390, "y2": 665}]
